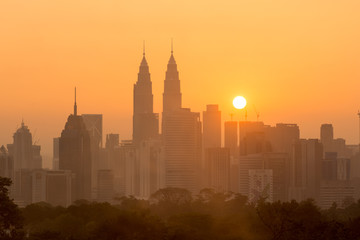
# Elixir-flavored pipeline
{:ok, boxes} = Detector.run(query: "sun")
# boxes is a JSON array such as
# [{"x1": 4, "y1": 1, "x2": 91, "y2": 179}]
[{"x1": 233, "y1": 96, "x2": 247, "y2": 109}]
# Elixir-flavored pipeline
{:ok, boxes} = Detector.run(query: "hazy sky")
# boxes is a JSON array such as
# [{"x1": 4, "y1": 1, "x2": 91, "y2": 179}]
[{"x1": 1, "y1": 0, "x2": 360, "y2": 167}]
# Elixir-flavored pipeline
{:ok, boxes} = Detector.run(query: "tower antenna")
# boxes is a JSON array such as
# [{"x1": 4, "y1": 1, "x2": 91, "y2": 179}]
[
  {"x1": 74, "y1": 87, "x2": 77, "y2": 116},
  {"x1": 143, "y1": 40, "x2": 145, "y2": 56},
  {"x1": 171, "y1": 38, "x2": 173, "y2": 54}
]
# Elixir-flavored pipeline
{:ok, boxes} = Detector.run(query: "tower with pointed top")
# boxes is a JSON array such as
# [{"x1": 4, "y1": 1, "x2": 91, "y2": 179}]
[
  {"x1": 161, "y1": 46, "x2": 202, "y2": 193},
  {"x1": 133, "y1": 48, "x2": 159, "y2": 145},
  {"x1": 59, "y1": 89, "x2": 92, "y2": 201},
  {"x1": 162, "y1": 46, "x2": 182, "y2": 113}
]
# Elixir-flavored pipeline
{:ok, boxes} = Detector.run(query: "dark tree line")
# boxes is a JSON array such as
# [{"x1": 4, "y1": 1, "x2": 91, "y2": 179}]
[{"x1": 2, "y1": 177, "x2": 360, "y2": 240}]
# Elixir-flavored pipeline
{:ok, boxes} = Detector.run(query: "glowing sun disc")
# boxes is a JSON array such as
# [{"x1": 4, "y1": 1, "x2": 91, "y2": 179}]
[{"x1": 233, "y1": 96, "x2": 247, "y2": 109}]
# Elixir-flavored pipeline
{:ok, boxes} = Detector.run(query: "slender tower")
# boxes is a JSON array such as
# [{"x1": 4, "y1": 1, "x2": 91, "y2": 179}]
[
  {"x1": 133, "y1": 44, "x2": 159, "y2": 145},
  {"x1": 74, "y1": 87, "x2": 77, "y2": 116},
  {"x1": 162, "y1": 41, "x2": 182, "y2": 113},
  {"x1": 161, "y1": 42, "x2": 202, "y2": 193},
  {"x1": 59, "y1": 89, "x2": 92, "y2": 201}
]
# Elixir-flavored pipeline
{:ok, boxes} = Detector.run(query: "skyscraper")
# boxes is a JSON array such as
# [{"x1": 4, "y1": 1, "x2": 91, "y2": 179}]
[
  {"x1": 82, "y1": 114, "x2": 103, "y2": 196},
  {"x1": 7, "y1": 121, "x2": 42, "y2": 203},
  {"x1": 224, "y1": 121, "x2": 238, "y2": 158},
  {"x1": 162, "y1": 46, "x2": 182, "y2": 113},
  {"x1": 161, "y1": 48, "x2": 202, "y2": 193},
  {"x1": 203, "y1": 105, "x2": 221, "y2": 149},
  {"x1": 133, "y1": 49, "x2": 159, "y2": 145},
  {"x1": 7, "y1": 121, "x2": 42, "y2": 171},
  {"x1": 59, "y1": 89, "x2": 92, "y2": 201},
  {"x1": 291, "y1": 139, "x2": 323, "y2": 202},
  {"x1": 162, "y1": 108, "x2": 202, "y2": 193},
  {"x1": 321, "y1": 124, "x2": 334, "y2": 153}
]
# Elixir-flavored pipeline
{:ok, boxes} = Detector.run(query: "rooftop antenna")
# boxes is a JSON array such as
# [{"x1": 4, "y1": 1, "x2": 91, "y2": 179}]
[
  {"x1": 74, "y1": 87, "x2": 77, "y2": 116},
  {"x1": 143, "y1": 40, "x2": 145, "y2": 56},
  {"x1": 245, "y1": 108, "x2": 248, "y2": 121},
  {"x1": 171, "y1": 38, "x2": 173, "y2": 54},
  {"x1": 229, "y1": 113, "x2": 234, "y2": 121}
]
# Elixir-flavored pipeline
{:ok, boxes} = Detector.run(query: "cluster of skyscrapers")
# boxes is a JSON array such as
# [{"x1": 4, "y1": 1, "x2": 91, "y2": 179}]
[{"x1": 1, "y1": 48, "x2": 360, "y2": 209}]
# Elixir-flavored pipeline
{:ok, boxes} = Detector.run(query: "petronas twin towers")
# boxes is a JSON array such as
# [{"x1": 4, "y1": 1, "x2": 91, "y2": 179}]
[
  {"x1": 133, "y1": 46, "x2": 202, "y2": 193},
  {"x1": 133, "y1": 48, "x2": 182, "y2": 144}
]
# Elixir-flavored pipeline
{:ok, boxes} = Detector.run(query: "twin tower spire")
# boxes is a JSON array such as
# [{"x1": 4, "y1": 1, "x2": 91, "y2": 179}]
[
  {"x1": 136, "y1": 41, "x2": 181, "y2": 113},
  {"x1": 133, "y1": 41, "x2": 181, "y2": 144}
]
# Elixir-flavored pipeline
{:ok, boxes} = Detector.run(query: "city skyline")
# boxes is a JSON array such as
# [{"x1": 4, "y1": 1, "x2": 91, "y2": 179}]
[{"x1": 1, "y1": 0, "x2": 360, "y2": 167}]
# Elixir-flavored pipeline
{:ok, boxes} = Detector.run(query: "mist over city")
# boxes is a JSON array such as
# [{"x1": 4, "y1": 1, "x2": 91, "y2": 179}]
[{"x1": 1, "y1": 1, "x2": 360, "y2": 240}]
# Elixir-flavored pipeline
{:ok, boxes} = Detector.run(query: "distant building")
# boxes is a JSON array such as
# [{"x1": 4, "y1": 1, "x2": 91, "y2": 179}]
[
  {"x1": 239, "y1": 121, "x2": 265, "y2": 153},
  {"x1": 82, "y1": 114, "x2": 103, "y2": 197},
  {"x1": 320, "y1": 180, "x2": 355, "y2": 209},
  {"x1": 138, "y1": 139, "x2": 163, "y2": 198},
  {"x1": 7, "y1": 121, "x2": 42, "y2": 203},
  {"x1": 59, "y1": 89, "x2": 92, "y2": 201},
  {"x1": 290, "y1": 139, "x2": 323, "y2": 202},
  {"x1": 7, "y1": 121, "x2": 42, "y2": 170},
  {"x1": 0, "y1": 145, "x2": 13, "y2": 179},
  {"x1": 249, "y1": 169, "x2": 273, "y2": 203},
  {"x1": 133, "y1": 50, "x2": 159, "y2": 145},
  {"x1": 161, "y1": 49, "x2": 202, "y2": 193},
  {"x1": 265, "y1": 123, "x2": 300, "y2": 155},
  {"x1": 203, "y1": 105, "x2": 221, "y2": 149},
  {"x1": 239, "y1": 154, "x2": 264, "y2": 197},
  {"x1": 321, "y1": 124, "x2": 333, "y2": 153},
  {"x1": 97, "y1": 169, "x2": 114, "y2": 203},
  {"x1": 205, "y1": 147, "x2": 230, "y2": 192},
  {"x1": 53, "y1": 138, "x2": 60, "y2": 170},
  {"x1": 224, "y1": 121, "x2": 238, "y2": 158},
  {"x1": 46, "y1": 170, "x2": 73, "y2": 207},
  {"x1": 162, "y1": 108, "x2": 202, "y2": 193},
  {"x1": 239, "y1": 153, "x2": 288, "y2": 201}
]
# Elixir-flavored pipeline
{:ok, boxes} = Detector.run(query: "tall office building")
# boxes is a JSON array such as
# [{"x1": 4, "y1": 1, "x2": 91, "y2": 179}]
[
  {"x1": 7, "y1": 121, "x2": 42, "y2": 171},
  {"x1": 291, "y1": 139, "x2": 323, "y2": 202},
  {"x1": 224, "y1": 121, "x2": 238, "y2": 158},
  {"x1": 265, "y1": 123, "x2": 300, "y2": 154},
  {"x1": 162, "y1": 108, "x2": 202, "y2": 193},
  {"x1": 59, "y1": 89, "x2": 92, "y2": 201},
  {"x1": 7, "y1": 121, "x2": 42, "y2": 203},
  {"x1": 239, "y1": 121, "x2": 265, "y2": 149},
  {"x1": 203, "y1": 105, "x2": 221, "y2": 149},
  {"x1": 82, "y1": 114, "x2": 103, "y2": 196},
  {"x1": 205, "y1": 147, "x2": 230, "y2": 192},
  {"x1": 224, "y1": 121, "x2": 239, "y2": 192},
  {"x1": 161, "y1": 48, "x2": 202, "y2": 193},
  {"x1": 321, "y1": 124, "x2": 334, "y2": 153},
  {"x1": 133, "y1": 50, "x2": 159, "y2": 145}
]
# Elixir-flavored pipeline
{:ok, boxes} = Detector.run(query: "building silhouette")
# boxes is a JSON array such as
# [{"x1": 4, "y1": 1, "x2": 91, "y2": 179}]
[
  {"x1": 82, "y1": 114, "x2": 103, "y2": 197},
  {"x1": 7, "y1": 121, "x2": 42, "y2": 204},
  {"x1": 59, "y1": 89, "x2": 92, "y2": 201},
  {"x1": 203, "y1": 105, "x2": 221, "y2": 149},
  {"x1": 162, "y1": 47, "x2": 182, "y2": 113},
  {"x1": 161, "y1": 48, "x2": 202, "y2": 193},
  {"x1": 205, "y1": 147, "x2": 230, "y2": 192},
  {"x1": 290, "y1": 139, "x2": 323, "y2": 202},
  {"x1": 133, "y1": 49, "x2": 159, "y2": 145}
]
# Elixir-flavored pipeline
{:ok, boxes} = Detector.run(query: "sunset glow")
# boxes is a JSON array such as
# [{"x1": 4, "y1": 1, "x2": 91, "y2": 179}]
[{"x1": 233, "y1": 96, "x2": 247, "y2": 110}]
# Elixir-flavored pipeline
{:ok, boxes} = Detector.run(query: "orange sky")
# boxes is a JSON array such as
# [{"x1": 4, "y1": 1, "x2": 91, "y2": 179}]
[{"x1": 1, "y1": 0, "x2": 360, "y2": 168}]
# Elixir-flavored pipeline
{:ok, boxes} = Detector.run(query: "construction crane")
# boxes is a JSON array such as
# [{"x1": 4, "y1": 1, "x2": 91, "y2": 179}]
[{"x1": 253, "y1": 105, "x2": 260, "y2": 122}]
